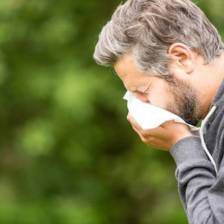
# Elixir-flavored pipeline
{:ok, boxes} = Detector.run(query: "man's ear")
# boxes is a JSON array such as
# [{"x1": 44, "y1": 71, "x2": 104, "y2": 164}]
[{"x1": 168, "y1": 43, "x2": 194, "y2": 74}]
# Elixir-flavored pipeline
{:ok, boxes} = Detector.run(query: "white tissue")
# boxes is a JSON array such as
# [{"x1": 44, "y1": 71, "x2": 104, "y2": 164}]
[{"x1": 123, "y1": 91, "x2": 199, "y2": 131}]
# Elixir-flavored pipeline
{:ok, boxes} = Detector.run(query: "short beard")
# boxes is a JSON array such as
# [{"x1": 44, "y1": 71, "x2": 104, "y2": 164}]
[{"x1": 163, "y1": 75, "x2": 200, "y2": 126}]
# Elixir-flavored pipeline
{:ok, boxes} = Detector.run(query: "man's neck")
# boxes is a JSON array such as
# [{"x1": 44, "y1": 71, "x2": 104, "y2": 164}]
[{"x1": 199, "y1": 53, "x2": 224, "y2": 119}]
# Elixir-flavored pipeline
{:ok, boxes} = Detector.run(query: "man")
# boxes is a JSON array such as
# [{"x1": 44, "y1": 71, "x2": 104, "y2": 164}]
[{"x1": 93, "y1": 0, "x2": 224, "y2": 223}]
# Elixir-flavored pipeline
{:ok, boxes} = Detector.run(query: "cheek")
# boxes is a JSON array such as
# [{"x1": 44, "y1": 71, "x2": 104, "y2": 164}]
[
  {"x1": 151, "y1": 99, "x2": 167, "y2": 108},
  {"x1": 149, "y1": 89, "x2": 171, "y2": 108},
  {"x1": 147, "y1": 77, "x2": 176, "y2": 109}
]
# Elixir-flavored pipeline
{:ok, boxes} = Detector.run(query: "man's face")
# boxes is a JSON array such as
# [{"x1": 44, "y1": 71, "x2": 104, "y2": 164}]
[{"x1": 114, "y1": 54, "x2": 201, "y2": 126}]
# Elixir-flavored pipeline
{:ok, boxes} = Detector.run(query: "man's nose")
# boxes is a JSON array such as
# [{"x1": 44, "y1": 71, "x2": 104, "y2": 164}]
[{"x1": 134, "y1": 92, "x2": 150, "y2": 103}]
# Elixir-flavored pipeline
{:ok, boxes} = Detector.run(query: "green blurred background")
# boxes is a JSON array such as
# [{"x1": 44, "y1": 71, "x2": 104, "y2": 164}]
[{"x1": 0, "y1": 0, "x2": 223, "y2": 223}]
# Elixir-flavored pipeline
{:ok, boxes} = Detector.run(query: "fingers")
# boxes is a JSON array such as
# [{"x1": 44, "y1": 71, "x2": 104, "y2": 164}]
[
  {"x1": 131, "y1": 124, "x2": 151, "y2": 143},
  {"x1": 131, "y1": 124, "x2": 161, "y2": 148},
  {"x1": 127, "y1": 114, "x2": 143, "y2": 132},
  {"x1": 127, "y1": 114, "x2": 155, "y2": 142},
  {"x1": 126, "y1": 114, "x2": 190, "y2": 151},
  {"x1": 127, "y1": 114, "x2": 167, "y2": 139}
]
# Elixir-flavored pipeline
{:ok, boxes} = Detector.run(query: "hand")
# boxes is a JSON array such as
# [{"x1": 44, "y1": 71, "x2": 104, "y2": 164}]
[{"x1": 127, "y1": 114, "x2": 193, "y2": 151}]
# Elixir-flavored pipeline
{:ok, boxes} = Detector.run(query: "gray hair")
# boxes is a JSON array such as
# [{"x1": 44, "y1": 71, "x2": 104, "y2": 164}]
[{"x1": 93, "y1": 0, "x2": 224, "y2": 76}]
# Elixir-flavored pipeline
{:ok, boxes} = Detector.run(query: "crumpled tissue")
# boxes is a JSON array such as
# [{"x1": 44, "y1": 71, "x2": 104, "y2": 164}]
[{"x1": 123, "y1": 91, "x2": 200, "y2": 131}]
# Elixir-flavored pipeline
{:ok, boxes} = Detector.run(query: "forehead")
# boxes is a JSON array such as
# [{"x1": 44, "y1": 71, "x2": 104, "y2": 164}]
[
  {"x1": 114, "y1": 54, "x2": 143, "y2": 77},
  {"x1": 114, "y1": 54, "x2": 155, "y2": 90}
]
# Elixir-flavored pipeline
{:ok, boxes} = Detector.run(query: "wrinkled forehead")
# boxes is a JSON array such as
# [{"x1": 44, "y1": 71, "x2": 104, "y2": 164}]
[
  {"x1": 114, "y1": 54, "x2": 158, "y2": 91},
  {"x1": 114, "y1": 54, "x2": 146, "y2": 82}
]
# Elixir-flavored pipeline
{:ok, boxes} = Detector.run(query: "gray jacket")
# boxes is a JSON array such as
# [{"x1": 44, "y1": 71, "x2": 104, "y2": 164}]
[{"x1": 170, "y1": 79, "x2": 224, "y2": 224}]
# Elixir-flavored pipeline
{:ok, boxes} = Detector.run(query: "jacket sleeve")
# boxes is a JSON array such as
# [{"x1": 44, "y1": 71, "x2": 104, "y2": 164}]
[{"x1": 170, "y1": 136, "x2": 224, "y2": 224}]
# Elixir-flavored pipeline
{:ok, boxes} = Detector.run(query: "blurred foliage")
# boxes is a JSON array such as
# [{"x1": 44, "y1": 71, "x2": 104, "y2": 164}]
[{"x1": 0, "y1": 0, "x2": 223, "y2": 223}]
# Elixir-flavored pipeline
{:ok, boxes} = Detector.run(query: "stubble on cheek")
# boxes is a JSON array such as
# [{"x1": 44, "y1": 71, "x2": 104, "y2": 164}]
[{"x1": 166, "y1": 78, "x2": 200, "y2": 126}]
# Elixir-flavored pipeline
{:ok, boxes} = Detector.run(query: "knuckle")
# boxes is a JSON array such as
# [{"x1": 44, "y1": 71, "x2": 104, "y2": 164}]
[
  {"x1": 141, "y1": 136, "x2": 148, "y2": 143},
  {"x1": 142, "y1": 138, "x2": 147, "y2": 143},
  {"x1": 139, "y1": 135, "x2": 145, "y2": 141},
  {"x1": 141, "y1": 131, "x2": 148, "y2": 138}
]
